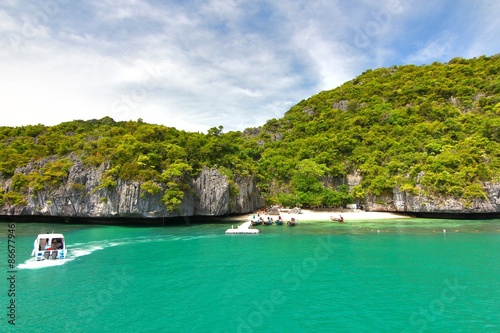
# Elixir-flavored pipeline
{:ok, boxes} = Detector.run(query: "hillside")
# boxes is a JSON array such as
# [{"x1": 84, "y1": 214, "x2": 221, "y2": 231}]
[
  {"x1": 1, "y1": 54, "x2": 499, "y2": 218},
  {"x1": 0, "y1": 119, "x2": 263, "y2": 218},
  {"x1": 252, "y1": 55, "x2": 500, "y2": 213}
]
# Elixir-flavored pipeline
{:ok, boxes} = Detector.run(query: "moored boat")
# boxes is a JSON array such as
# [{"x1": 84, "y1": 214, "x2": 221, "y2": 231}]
[
  {"x1": 263, "y1": 217, "x2": 274, "y2": 225},
  {"x1": 251, "y1": 218, "x2": 263, "y2": 226},
  {"x1": 330, "y1": 215, "x2": 345, "y2": 223},
  {"x1": 31, "y1": 233, "x2": 67, "y2": 261}
]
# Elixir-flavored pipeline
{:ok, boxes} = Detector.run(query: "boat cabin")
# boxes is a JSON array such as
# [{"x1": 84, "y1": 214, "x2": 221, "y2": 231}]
[{"x1": 32, "y1": 233, "x2": 67, "y2": 260}]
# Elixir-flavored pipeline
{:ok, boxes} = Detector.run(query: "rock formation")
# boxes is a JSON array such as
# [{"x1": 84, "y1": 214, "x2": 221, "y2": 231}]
[
  {"x1": 0, "y1": 156, "x2": 265, "y2": 219},
  {"x1": 343, "y1": 169, "x2": 500, "y2": 215},
  {"x1": 2, "y1": 156, "x2": 499, "y2": 219},
  {"x1": 365, "y1": 184, "x2": 500, "y2": 214}
]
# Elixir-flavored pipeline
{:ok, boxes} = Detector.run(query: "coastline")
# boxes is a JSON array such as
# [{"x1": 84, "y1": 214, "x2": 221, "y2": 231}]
[
  {"x1": 0, "y1": 210, "x2": 408, "y2": 226},
  {"x1": 226, "y1": 210, "x2": 411, "y2": 223}
]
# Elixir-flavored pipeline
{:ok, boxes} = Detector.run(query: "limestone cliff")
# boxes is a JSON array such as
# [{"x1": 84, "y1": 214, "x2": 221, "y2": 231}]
[
  {"x1": 349, "y1": 172, "x2": 500, "y2": 214},
  {"x1": 3, "y1": 156, "x2": 499, "y2": 218},
  {"x1": 364, "y1": 184, "x2": 500, "y2": 214},
  {"x1": 0, "y1": 156, "x2": 264, "y2": 218}
]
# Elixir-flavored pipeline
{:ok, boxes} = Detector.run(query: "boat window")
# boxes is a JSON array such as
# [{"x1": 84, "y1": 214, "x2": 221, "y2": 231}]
[
  {"x1": 39, "y1": 238, "x2": 50, "y2": 250},
  {"x1": 51, "y1": 238, "x2": 64, "y2": 249}
]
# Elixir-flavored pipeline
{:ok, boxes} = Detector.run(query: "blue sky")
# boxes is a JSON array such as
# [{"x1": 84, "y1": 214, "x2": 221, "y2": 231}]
[{"x1": 1, "y1": 0, "x2": 499, "y2": 132}]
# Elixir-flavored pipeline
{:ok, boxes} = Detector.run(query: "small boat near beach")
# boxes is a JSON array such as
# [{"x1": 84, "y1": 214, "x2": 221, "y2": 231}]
[
  {"x1": 330, "y1": 215, "x2": 345, "y2": 223},
  {"x1": 31, "y1": 233, "x2": 67, "y2": 261},
  {"x1": 263, "y1": 217, "x2": 274, "y2": 225},
  {"x1": 251, "y1": 218, "x2": 263, "y2": 226}
]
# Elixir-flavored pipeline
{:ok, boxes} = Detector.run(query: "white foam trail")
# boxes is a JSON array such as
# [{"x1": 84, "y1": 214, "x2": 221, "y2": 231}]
[
  {"x1": 18, "y1": 244, "x2": 106, "y2": 270},
  {"x1": 70, "y1": 245, "x2": 104, "y2": 258},
  {"x1": 18, "y1": 258, "x2": 72, "y2": 269},
  {"x1": 18, "y1": 233, "x2": 218, "y2": 269}
]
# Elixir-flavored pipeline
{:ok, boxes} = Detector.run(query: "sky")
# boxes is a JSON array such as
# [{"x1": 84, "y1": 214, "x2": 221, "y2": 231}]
[{"x1": 1, "y1": 0, "x2": 499, "y2": 133}]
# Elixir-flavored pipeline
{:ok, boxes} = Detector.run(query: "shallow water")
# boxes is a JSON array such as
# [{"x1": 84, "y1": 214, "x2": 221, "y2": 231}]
[{"x1": 2, "y1": 218, "x2": 499, "y2": 332}]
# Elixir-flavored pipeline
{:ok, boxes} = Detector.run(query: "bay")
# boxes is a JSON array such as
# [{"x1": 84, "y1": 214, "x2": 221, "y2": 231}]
[{"x1": 1, "y1": 218, "x2": 499, "y2": 333}]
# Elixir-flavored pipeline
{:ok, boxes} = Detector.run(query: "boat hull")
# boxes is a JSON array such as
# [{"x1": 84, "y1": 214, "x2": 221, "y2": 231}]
[{"x1": 34, "y1": 249, "x2": 67, "y2": 261}]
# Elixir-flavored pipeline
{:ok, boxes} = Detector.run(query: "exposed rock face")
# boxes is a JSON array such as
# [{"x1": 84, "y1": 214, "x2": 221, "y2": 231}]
[
  {"x1": 1, "y1": 157, "x2": 264, "y2": 218},
  {"x1": 364, "y1": 183, "x2": 500, "y2": 214},
  {"x1": 3, "y1": 158, "x2": 499, "y2": 218},
  {"x1": 326, "y1": 169, "x2": 500, "y2": 214},
  {"x1": 192, "y1": 167, "x2": 230, "y2": 216}
]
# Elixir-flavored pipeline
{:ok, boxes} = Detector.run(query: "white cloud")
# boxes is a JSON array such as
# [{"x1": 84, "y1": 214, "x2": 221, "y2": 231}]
[
  {"x1": 1, "y1": 0, "x2": 499, "y2": 132},
  {"x1": 463, "y1": 0, "x2": 500, "y2": 58},
  {"x1": 404, "y1": 35, "x2": 455, "y2": 64}
]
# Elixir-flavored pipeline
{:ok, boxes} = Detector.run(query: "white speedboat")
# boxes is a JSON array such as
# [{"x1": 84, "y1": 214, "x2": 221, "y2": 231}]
[{"x1": 31, "y1": 233, "x2": 67, "y2": 261}]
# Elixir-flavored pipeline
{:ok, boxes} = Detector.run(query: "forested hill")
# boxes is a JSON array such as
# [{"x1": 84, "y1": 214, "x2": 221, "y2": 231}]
[
  {"x1": 0, "y1": 118, "x2": 261, "y2": 216},
  {"x1": 251, "y1": 55, "x2": 500, "y2": 211},
  {"x1": 1, "y1": 54, "x2": 499, "y2": 217}
]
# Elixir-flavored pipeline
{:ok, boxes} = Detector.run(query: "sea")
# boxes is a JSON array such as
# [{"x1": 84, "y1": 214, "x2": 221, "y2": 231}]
[{"x1": 1, "y1": 217, "x2": 499, "y2": 333}]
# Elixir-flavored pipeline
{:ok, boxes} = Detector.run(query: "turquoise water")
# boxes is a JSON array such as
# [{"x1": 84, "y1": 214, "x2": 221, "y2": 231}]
[{"x1": 1, "y1": 218, "x2": 499, "y2": 333}]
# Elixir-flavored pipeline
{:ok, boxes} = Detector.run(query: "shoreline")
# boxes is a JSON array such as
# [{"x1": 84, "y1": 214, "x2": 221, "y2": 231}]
[{"x1": 227, "y1": 210, "x2": 411, "y2": 223}]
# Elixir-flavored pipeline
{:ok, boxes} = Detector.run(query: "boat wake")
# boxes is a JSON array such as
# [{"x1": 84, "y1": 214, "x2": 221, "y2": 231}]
[
  {"x1": 18, "y1": 240, "x2": 119, "y2": 270},
  {"x1": 18, "y1": 258, "x2": 70, "y2": 269},
  {"x1": 18, "y1": 233, "x2": 218, "y2": 269}
]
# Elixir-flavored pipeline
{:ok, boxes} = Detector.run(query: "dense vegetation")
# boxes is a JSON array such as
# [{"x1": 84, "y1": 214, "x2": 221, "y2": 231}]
[
  {"x1": 0, "y1": 119, "x2": 258, "y2": 211},
  {"x1": 1, "y1": 55, "x2": 499, "y2": 211},
  {"x1": 254, "y1": 55, "x2": 500, "y2": 207}
]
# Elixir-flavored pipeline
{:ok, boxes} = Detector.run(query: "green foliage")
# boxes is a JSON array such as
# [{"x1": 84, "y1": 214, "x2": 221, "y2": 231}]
[
  {"x1": 162, "y1": 187, "x2": 184, "y2": 212},
  {"x1": 140, "y1": 180, "x2": 162, "y2": 197},
  {"x1": 463, "y1": 183, "x2": 487, "y2": 200},
  {"x1": 161, "y1": 162, "x2": 193, "y2": 183},
  {"x1": 1, "y1": 55, "x2": 499, "y2": 211},
  {"x1": 292, "y1": 159, "x2": 327, "y2": 193},
  {"x1": 69, "y1": 183, "x2": 87, "y2": 192},
  {"x1": 10, "y1": 174, "x2": 29, "y2": 192},
  {"x1": 255, "y1": 55, "x2": 500, "y2": 203},
  {"x1": 40, "y1": 159, "x2": 73, "y2": 188},
  {"x1": 1, "y1": 118, "x2": 258, "y2": 210},
  {"x1": 3, "y1": 191, "x2": 27, "y2": 206},
  {"x1": 275, "y1": 193, "x2": 298, "y2": 207},
  {"x1": 98, "y1": 176, "x2": 117, "y2": 189}
]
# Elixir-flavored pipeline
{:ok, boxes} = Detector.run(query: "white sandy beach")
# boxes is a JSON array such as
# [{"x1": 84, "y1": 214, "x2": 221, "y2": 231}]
[
  {"x1": 228, "y1": 209, "x2": 410, "y2": 223},
  {"x1": 293, "y1": 210, "x2": 410, "y2": 221}
]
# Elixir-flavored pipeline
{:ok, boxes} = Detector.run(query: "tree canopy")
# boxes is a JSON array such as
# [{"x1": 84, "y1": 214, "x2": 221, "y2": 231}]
[
  {"x1": 1, "y1": 55, "x2": 499, "y2": 210},
  {"x1": 251, "y1": 55, "x2": 500, "y2": 207}
]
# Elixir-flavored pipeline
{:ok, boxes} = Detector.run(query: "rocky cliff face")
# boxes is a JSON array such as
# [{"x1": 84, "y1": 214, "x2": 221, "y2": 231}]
[
  {"x1": 3, "y1": 156, "x2": 499, "y2": 218},
  {"x1": 344, "y1": 169, "x2": 500, "y2": 214},
  {"x1": 362, "y1": 181, "x2": 500, "y2": 214},
  {"x1": 0, "y1": 156, "x2": 265, "y2": 218}
]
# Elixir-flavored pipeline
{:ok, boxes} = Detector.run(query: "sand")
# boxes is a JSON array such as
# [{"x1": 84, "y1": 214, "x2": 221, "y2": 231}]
[{"x1": 227, "y1": 209, "x2": 410, "y2": 223}]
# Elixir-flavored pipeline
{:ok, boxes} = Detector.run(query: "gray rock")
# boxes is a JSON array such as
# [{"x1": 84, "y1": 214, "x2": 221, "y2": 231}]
[
  {"x1": 364, "y1": 182, "x2": 500, "y2": 213},
  {"x1": 1, "y1": 157, "x2": 264, "y2": 218}
]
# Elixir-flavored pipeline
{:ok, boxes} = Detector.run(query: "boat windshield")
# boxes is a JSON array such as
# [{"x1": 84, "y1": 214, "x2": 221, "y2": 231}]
[{"x1": 38, "y1": 237, "x2": 64, "y2": 250}]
